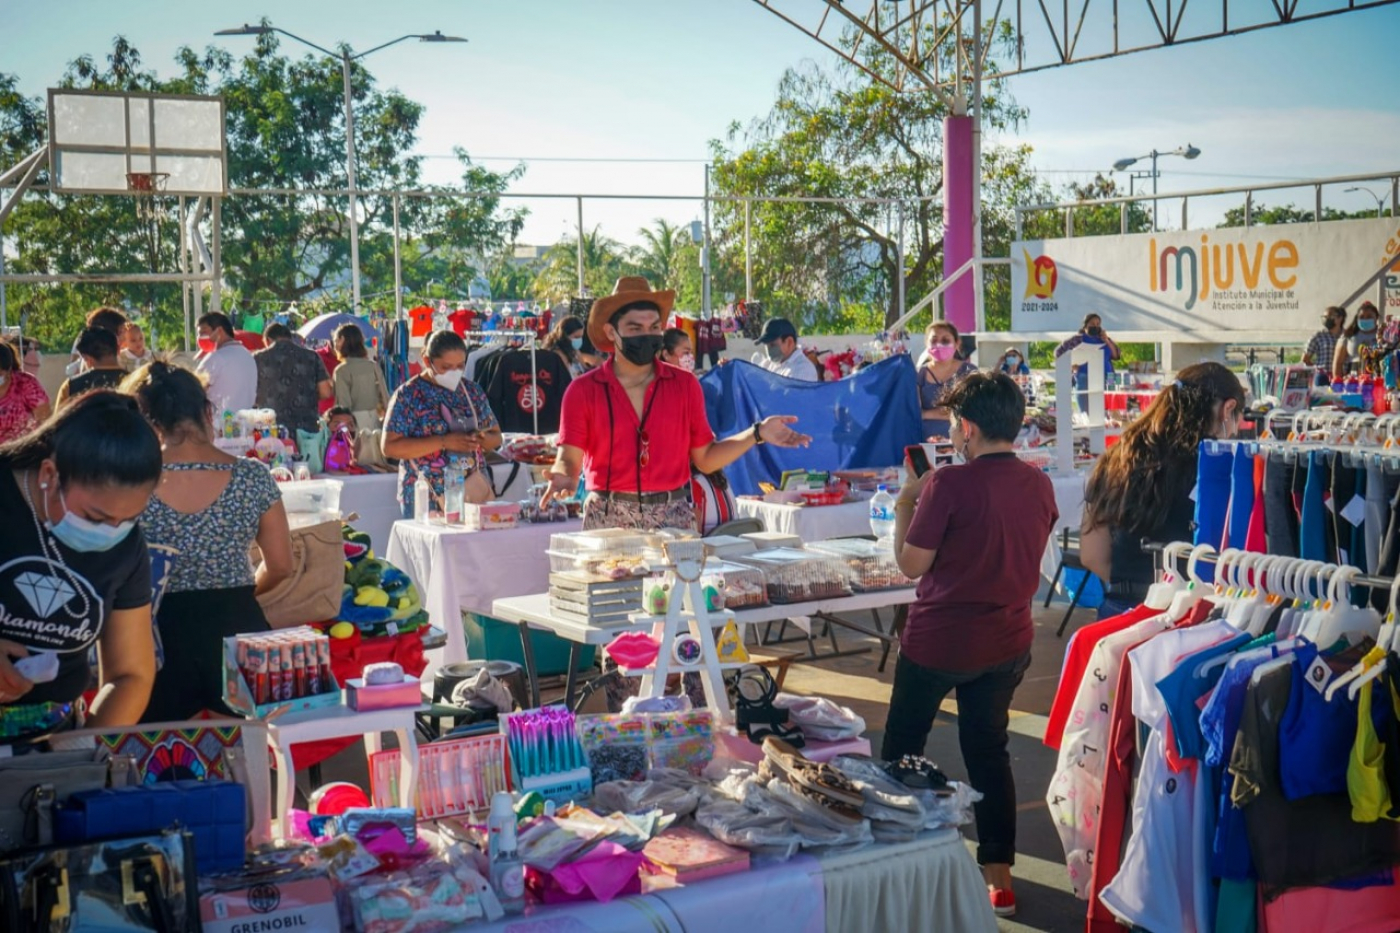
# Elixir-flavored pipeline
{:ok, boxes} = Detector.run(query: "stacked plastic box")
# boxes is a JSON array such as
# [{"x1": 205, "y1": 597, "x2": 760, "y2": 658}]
[
  {"x1": 808, "y1": 539, "x2": 916, "y2": 591},
  {"x1": 733, "y1": 548, "x2": 854, "y2": 604}
]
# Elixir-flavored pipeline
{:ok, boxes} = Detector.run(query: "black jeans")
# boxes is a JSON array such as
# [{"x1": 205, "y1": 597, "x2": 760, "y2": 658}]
[{"x1": 881, "y1": 651, "x2": 1032, "y2": 866}]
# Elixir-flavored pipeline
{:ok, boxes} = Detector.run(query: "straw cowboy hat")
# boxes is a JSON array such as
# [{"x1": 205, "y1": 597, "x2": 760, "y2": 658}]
[{"x1": 587, "y1": 276, "x2": 676, "y2": 354}]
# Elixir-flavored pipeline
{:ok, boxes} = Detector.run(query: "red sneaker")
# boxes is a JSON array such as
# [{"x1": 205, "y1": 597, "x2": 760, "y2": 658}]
[{"x1": 989, "y1": 888, "x2": 1017, "y2": 918}]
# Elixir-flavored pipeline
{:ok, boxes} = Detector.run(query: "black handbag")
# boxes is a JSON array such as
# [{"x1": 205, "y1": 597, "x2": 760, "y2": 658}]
[{"x1": 0, "y1": 828, "x2": 199, "y2": 932}]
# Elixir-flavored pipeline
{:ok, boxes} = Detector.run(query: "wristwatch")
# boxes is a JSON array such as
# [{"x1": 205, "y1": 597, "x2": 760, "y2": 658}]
[{"x1": 752, "y1": 421, "x2": 766, "y2": 445}]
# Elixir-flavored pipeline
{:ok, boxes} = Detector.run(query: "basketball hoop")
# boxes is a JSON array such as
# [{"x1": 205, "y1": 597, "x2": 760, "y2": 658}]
[{"x1": 126, "y1": 172, "x2": 170, "y2": 222}]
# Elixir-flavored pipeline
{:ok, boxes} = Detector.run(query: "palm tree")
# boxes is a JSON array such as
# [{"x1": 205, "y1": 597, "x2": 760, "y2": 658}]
[
  {"x1": 531, "y1": 226, "x2": 631, "y2": 304},
  {"x1": 631, "y1": 218, "x2": 690, "y2": 291}
]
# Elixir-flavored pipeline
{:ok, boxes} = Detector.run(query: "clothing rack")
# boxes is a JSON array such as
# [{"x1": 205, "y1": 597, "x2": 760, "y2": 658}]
[
  {"x1": 1143, "y1": 539, "x2": 1397, "y2": 593},
  {"x1": 460, "y1": 329, "x2": 540, "y2": 434}
]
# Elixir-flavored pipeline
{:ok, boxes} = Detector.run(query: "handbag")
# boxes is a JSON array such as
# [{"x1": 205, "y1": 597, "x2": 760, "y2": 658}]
[
  {"x1": 0, "y1": 828, "x2": 199, "y2": 932},
  {"x1": 250, "y1": 519, "x2": 345, "y2": 628},
  {"x1": 323, "y1": 425, "x2": 357, "y2": 473},
  {"x1": 297, "y1": 427, "x2": 327, "y2": 475},
  {"x1": 355, "y1": 428, "x2": 393, "y2": 473},
  {"x1": 460, "y1": 391, "x2": 494, "y2": 505},
  {"x1": 0, "y1": 751, "x2": 115, "y2": 854}
]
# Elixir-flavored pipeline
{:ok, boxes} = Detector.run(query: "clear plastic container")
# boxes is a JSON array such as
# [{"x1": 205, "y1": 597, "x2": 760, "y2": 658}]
[
  {"x1": 280, "y1": 478, "x2": 343, "y2": 514},
  {"x1": 702, "y1": 560, "x2": 769, "y2": 609},
  {"x1": 733, "y1": 548, "x2": 854, "y2": 604},
  {"x1": 547, "y1": 530, "x2": 654, "y2": 577},
  {"x1": 808, "y1": 538, "x2": 915, "y2": 591}
]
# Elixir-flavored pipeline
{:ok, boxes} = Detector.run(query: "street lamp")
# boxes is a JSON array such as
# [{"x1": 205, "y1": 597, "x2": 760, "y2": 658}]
[
  {"x1": 1344, "y1": 186, "x2": 1385, "y2": 218},
  {"x1": 215, "y1": 23, "x2": 466, "y2": 314},
  {"x1": 1111, "y1": 144, "x2": 1200, "y2": 230}
]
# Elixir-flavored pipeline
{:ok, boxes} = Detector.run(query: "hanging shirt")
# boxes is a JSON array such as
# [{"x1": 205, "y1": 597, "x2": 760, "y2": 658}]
[
  {"x1": 448, "y1": 308, "x2": 475, "y2": 337},
  {"x1": 407, "y1": 306, "x2": 434, "y2": 338},
  {"x1": 1043, "y1": 602, "x2": 1160, "y2": 750},
  {"x1": 484, "y1": 348, "x2": 572, "y2": 434}
]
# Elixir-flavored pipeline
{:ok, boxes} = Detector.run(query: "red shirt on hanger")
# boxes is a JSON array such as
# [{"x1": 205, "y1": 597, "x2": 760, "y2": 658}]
[
  {"x1": 408, "y1": 305, "x2": 434, "y2": 337},
  {"x1": 448, "y1": 308, "x2": 474, "y2": 337}
]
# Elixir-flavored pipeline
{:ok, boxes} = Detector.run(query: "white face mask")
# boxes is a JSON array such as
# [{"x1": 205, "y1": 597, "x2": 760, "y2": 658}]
[{"x1": 434, "y1": 369, "x2": 464, "y2": 393}]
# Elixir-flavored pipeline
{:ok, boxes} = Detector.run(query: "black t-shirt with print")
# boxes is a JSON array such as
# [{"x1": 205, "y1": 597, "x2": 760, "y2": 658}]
[{"x1": 0, "y1": 469, "x2": 151, "y2": 707}]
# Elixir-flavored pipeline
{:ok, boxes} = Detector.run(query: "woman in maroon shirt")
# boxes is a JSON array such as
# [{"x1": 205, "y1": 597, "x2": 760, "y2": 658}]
[{"x1": 888, "y1": 372, "x2": 1058, "y2": 919}]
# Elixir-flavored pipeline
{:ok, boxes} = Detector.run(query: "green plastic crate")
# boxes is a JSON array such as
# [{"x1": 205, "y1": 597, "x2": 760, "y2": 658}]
[{"x1": 463, "y1": 613, "x2": 596, "y2": 677}]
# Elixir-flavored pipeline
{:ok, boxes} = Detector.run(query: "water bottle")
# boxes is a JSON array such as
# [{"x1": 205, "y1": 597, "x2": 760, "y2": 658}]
[
  {"x1": 487, "y1": 792, "x2": 525, "y2": 915},
  {"x1": 414, "y1": 475, "x2": 430, "y2": 522},
  {"x1": 869, "y1": 485, "x2": 896, "y2": 542}
]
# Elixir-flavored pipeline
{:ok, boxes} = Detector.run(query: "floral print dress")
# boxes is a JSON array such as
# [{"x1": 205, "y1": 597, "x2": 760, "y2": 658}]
[{"x1": 385, "y1": 374, "x2": 499, "y2": 509}]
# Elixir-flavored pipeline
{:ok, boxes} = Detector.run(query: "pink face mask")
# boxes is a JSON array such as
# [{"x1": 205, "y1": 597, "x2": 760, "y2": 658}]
[
  {"x1": 930, "y1": 344, "x2": 957, "y2": 362},
  {"x1": 678, "y1": 353, "x2": 696, "y2": 373}
]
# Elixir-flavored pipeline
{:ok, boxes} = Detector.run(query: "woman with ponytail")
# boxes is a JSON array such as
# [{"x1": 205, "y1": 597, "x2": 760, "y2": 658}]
[{"x1": 1080, "y1": 362, "x2": 1245, "y2": 618}]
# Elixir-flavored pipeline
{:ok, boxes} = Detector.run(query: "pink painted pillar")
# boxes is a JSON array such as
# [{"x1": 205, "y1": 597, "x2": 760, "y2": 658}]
[{"x1": 942, "y1": 114, "x2": 975, "y2": 333}]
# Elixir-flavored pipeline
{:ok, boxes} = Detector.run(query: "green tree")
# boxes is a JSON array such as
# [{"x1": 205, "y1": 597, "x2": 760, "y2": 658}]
[
  {"x1": 631, "y1": 218, "x2": 690, "y2": 292},
  {"x1": 1217, "y1": 202, "x2": 1385, "y2": 227},
  {"x1": 0, "y1": 31, "x2": 525, "y2": 347},
  {"x1": 708, "y1": 21, "x2": 1031, "y2": 332},
  {"x1": 531, "y1": 227, "x2": 633, "y2": 305}
]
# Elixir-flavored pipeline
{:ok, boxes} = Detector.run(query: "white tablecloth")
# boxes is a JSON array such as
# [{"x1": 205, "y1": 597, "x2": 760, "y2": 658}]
[
  {"x1": 733, "y1": 499, "x2": 873, "y2": 541},
  {"x1": 386, "y1": 519, "x2": 580, "y2": 663},
  {"x1": 466, "y1": 828, "x2": 991, "y2": 933},
  {"x1": 318, "y1": 472, "x2": 401, "y2": 555}
]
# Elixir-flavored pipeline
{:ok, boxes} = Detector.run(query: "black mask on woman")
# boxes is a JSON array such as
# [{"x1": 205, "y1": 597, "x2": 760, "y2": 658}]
[
  {"x1": 617, "y1": 334, "x2": 665, "y2": 366},
  {"x1": 1085, "y1": 325, "x2": 1103, "y2": 337}
]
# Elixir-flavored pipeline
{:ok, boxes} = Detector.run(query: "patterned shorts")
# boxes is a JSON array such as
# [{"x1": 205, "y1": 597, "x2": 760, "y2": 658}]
[{"x1": 582, "y1": 493, "x2": 696, "y2": 533}]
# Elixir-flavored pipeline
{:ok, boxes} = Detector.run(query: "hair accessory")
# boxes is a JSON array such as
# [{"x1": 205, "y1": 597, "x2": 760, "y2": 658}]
[{"x1": 1173, "y1": 379, "x2": 1184, "y2": 390}]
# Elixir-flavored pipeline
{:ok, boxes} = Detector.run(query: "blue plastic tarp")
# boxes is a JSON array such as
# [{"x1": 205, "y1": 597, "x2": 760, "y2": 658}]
[{"x1": 699, "y1": 355, "x2": 923, "y2": 496}]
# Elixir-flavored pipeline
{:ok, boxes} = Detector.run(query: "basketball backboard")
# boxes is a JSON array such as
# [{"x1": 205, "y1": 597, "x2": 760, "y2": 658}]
[{"x1": 47, "y1": 89, "x2": 227, "y2": 196}]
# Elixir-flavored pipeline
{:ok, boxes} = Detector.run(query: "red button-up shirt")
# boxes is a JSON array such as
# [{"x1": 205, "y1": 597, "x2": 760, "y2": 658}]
[{"x1": 558, "y1": 360, "x2": 715, "y2": 494}]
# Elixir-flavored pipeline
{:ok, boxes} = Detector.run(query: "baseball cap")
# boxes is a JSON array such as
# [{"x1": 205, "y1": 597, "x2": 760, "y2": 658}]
[{"x1": 756, "y1": 318, "x2": 798, "y2": 344}]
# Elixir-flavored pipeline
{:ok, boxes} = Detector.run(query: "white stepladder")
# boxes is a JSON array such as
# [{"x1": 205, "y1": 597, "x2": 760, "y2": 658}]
[{"x1": 622, "y1": 539, "x2": 744, "y2": 722}]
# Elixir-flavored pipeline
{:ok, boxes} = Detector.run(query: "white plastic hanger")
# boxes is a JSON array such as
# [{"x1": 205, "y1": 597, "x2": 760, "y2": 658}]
[
  {"x1": 1144, "y1": 541, "x2": 1191, "y2": 611},
  {"x1": 1310, "y1": 566, "x2": 1381, "y2": 651},
  {"x1": 1338, "y1": 574, "x2": 1400, "y2": 700},
  {"x1": 1164, "y1": 544, "x2": 1214, "y2": 623}
]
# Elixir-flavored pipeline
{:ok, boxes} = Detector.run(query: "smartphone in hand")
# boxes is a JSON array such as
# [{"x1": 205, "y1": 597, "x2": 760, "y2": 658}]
[{"x1": 905, "y1": 445, "x2": 932, "y2": 478}]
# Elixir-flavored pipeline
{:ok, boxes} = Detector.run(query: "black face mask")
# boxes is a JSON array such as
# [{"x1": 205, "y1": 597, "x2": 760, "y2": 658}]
[
  {"x1": 1085, "y1": 325, "x2": 1103, "y2": 337},
  {"x1": 617, "y1": 334, "x2": 664, "y2": 366}
]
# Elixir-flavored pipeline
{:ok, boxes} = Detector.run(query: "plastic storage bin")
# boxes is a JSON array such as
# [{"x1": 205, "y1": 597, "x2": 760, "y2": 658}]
[
  {"x1": 733, "y1": 548, "x2": 854, "y2": 604},
  {"x1": 463, "y1": 612, "x2": 596, "y2": 676},
  {"x1": 280, "y1": 478, "x2": 343, "y2": 514},
  {"x1": 808, "y1": 539, "x2": 915, "y2": 591},
  {"x1": 547, "y1": 529, "x2": 654, "y2": 578}
]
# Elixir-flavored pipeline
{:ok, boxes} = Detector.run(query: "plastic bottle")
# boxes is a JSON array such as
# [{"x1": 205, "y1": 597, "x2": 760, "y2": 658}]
[
  {"x1": 1332, "y1": 374, "x2": 1345, "y2": 393},
  {"x1": 869, "y1": 485, "x2": 896, "y2": 542},
  {"x1": 414, "y1": 475, "x2": 431, "y2": 522},
  {"x1": 1362, "y1": 375, "x2": 1375, "y2": 411},
  {"x1": 487, "y1": 792, "x2": 525, "y2": 915},
  {"x1": 1346, "y1": 373, "x2": 1360, "y2": 395}
]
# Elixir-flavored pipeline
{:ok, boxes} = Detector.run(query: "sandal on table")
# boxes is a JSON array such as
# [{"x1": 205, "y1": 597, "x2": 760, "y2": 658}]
[
  {"x1": 761, "y1": 736, "x2": 864, "y2": 809},
  {"x1": 884, "y1": 754, "x2": 951, "y2": 791}
]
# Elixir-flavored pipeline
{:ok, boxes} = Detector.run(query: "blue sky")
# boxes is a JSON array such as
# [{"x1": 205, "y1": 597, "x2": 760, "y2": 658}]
[{"x1": 6, "y1": 0, "x2": 1399, "y2": 247}]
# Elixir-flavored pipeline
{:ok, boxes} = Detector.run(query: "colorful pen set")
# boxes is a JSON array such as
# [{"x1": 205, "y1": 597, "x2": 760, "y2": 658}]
[
  {"x1": 369, "y1": 734, "x2": 508, "y2": 819},
  {"x1": 501, "y1": 707, "x2": 586, "y2": 781}
]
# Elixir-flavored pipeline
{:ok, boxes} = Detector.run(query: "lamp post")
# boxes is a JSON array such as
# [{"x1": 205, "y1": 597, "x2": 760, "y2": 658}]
[
  {"x1": 215, "y1": 24, "x2": 466, "y2": 315},
  {"x1": 1344, "y1": 186, "x2": 1385, "y2": 219},
  {"x1": 1111, "y1": 144, "x2": 1201, "y2": 231}
]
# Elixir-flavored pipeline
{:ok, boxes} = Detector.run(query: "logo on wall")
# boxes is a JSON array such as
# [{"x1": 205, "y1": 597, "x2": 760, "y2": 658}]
[
  {"x1": 1149, "y1": 235, "x2": 1299, "y2": 312},
  {"x1": 1023, "y1": 249, "x2": 1058, "y2": 299},
  {"x1": 1018, "y1": 249, "x2": 1059, "y2": 315}
]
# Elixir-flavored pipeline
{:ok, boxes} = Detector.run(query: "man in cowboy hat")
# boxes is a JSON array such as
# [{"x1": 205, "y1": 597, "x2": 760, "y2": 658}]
[{"x1": 542, "y1": 276, "x2": 810, "y2": 531}]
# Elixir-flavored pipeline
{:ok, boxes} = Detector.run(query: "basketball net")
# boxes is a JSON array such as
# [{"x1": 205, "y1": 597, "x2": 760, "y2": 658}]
[{"x1": 126, "y1": 172, "x2": 170, "y2": 223}]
